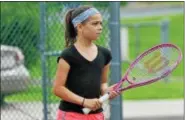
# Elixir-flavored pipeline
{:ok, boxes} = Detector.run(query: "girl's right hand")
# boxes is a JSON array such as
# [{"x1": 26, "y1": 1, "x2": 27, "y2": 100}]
[{"x1": 83, "y1": 98, "x2": 102, "y2": 111}]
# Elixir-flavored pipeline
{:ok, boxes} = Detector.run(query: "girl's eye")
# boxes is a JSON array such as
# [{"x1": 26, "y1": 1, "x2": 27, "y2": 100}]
[
  {"x1": 92, "y1": 22, "x2": 102, "y2": 26},
  {"x1": 92, "y1": 22, "x2": 98, "y2": 25}
]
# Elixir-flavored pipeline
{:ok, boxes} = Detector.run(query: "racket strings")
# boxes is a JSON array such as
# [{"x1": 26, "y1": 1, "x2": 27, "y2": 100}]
[
  {"x1": 149, "y1": 47, "x2": 177, "y2": 75},
  {"x1": 103, "y1": 44, "x2": 181, "y2": 116},
  {"x1": 128, "y1": 46, "x2": 180, "y2": 83},
  {"x1": 160, "y1": 47, "x2": 179, "y2": 70},
  {"x1": 144, "y1": 47, "x2": 177, "y2": 75}
]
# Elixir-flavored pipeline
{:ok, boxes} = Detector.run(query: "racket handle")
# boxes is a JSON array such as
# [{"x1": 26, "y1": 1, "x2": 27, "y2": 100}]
[{"x1": 82, "y1": 93, "x2": 109, "y2": 114}]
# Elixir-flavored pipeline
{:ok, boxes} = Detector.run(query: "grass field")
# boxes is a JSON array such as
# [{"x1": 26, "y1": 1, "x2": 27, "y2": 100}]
[
  {"x1": 5, "y1": 13, "x2": 184, "y2": 102},
  {"x1": 120, "y1": 13, "x2": 184, "y2": 100},
  {"x1": 122, "y1": 78, "x2": 183, "y2": 100},
  {"x1": 121, "y1": 13, "x2": 184, "y2": 76},
  {"x1": 119, "y1": 13, "x2": 184, "y2": 100}
]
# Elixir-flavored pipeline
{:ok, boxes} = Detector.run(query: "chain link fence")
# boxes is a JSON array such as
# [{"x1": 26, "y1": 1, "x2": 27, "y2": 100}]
[
  {"x1": 1, "y1": 2, "x2": 113, "y2": 120},
  {"x1": 1, "y1": 2, "x2": 43, "y2": 120}
]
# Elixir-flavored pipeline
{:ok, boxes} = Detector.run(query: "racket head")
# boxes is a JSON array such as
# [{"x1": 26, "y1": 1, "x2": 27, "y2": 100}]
[{"x1": 117, "y1": 43, "x2": 182, "y2": 92}]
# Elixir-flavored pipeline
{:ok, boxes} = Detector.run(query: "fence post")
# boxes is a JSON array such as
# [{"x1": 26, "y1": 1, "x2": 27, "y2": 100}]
[
  {"x1": 161, "y1": 19, "x2": 169, "y2": 44},
  {"x1": 109, "y1": 2, "x2": 123, "y2": 120},
  {"x1": 135, "y1": 24, "x2": 140, "y2": 57},
  {"x1": 160, "y1": 19, "x2": 170, "y2": 82},
  {"x1": 40, "y1": 2, "x2": 48, "y2": 120}
]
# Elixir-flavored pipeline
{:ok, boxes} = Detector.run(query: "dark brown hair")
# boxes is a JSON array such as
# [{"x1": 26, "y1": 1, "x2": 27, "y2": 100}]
[{"x1": 64, "y1": 6, "x2": 92, "y2": 47}]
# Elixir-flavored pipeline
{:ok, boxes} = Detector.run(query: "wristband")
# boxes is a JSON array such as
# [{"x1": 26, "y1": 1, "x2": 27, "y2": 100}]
[{"x1": 82, "y1": 98, "x2": 85, "y2": 106}]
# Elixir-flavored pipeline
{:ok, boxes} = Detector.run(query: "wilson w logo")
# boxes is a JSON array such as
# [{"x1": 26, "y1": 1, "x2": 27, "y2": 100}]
[{"x1": 144, "y1": 52, "x2": 169, "y2": 73}]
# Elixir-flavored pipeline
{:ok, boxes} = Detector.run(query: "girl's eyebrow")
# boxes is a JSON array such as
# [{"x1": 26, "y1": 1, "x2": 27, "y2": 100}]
[{"x1": 90, "y1": 20, "x2": 103, "y2": 23}]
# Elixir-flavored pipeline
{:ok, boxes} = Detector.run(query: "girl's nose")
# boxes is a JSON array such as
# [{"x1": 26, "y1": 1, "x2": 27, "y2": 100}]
[{"x1": 99, "y1": 25, "x2": 102, "y2": 30}]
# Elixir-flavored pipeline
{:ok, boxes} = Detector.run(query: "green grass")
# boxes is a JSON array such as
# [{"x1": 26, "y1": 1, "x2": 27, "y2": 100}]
[
  {"x1": 122, "y1": 78, "x2": 183, "y2": 100},
  {"x1": 6, "y1": 87, "x2": 43, "y2": 102},
  {"x1": 5, "y1": 14, "x2": 184, "y2": 102},
  {"x1": 121, "y1": 13, "x2": 184, "y2": 77},
  {"x1": 119, "y1": 13, "x2": 184, "y2": 100},
  {"x1": 5, "y1": 86, "x2": 60, "y2": 102}
]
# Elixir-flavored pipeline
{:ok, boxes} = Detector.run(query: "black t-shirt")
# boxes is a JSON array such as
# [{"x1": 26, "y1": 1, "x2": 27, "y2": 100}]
[{"x1": 57, "y1": 44, "x2": 112, "y2": 114}]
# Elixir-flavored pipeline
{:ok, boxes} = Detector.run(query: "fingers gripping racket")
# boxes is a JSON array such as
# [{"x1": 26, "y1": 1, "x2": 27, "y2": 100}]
[{"x1": 83, "y1": 43, "x2": 182, "y2": 114}]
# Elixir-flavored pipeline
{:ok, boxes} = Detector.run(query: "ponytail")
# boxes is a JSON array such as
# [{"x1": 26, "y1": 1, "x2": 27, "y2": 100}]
[
  {"x1": 64, "y1": 6, "x2": 92, "y2": 47},
  {"x1": 64, "y1": 9, "x2": 76, "y2": 47}
]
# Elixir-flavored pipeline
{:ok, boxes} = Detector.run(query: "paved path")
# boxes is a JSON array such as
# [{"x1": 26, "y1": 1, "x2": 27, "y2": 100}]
[
  {"x1": 104, "y1": 99, "x2": 183, "y2": 120},
  {"x1": 120, "y1": 6, "x2": 183, "y2": 18}
]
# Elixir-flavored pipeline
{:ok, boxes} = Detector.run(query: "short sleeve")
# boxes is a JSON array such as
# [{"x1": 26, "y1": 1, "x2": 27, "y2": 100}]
[
  {"x1": 57, "y1": 48, "x2": 72, "y2": 66},
  {"x1": 104, "y1": 48, "x2": 112, "y2": 65}
]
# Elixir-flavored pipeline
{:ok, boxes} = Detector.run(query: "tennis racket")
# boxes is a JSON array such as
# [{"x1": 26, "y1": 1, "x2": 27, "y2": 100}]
[{"x1": 82, "y1": 43, "x2": 182, "y2": 114}]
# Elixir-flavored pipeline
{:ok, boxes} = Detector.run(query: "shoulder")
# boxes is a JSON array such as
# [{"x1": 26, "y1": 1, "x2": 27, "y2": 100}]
[
  {"x1": 98, "y1": 45, "x2": 111, "y2": 56},
  {"x1": 61, "y1": 46, "x2": 74, "y2": 56},
  {"x1": 57, "y1": 45, "x2": 74, "y2": 64},
  {"x1": 97, "y1": 45, "x2": 112, "y2": 65}
]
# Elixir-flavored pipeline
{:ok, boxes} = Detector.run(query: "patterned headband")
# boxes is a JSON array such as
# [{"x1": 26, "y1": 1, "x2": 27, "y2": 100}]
[{"x1": 72, "y1": 8, "x2": 100, "y2": 27}]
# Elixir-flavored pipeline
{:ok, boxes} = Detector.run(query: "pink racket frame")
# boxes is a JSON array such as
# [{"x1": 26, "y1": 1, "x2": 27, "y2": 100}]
[{"x1": 114, "y1": 43, "x2": 182, "y2": 92}]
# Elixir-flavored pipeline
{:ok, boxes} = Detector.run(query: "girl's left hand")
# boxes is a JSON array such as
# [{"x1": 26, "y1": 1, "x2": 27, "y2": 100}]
[{"x1": 107, "y1": 84, "x2": 120, "y2": 100}]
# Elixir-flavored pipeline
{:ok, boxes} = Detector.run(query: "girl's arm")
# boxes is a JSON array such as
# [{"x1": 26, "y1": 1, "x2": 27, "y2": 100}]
[
  {"x1": 53, "y1": 58, "x2": 84, "y2": 106},
  {"x1": 101, "y1": 63, "x2": 110, "y2": 95},
  {"x1": 101, "y1": 63, "x2": 118, "y2": 99}
]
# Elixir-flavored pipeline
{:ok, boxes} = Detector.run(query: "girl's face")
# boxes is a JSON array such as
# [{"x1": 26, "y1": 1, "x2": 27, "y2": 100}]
[{"x1": 79, "y1": 14, "x2": 103, "y2": 41}]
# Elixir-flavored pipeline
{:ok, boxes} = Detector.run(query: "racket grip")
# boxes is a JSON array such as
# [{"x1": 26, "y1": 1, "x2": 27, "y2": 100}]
[{"x1": 82, "y1": 93, "x2": 109, "y2": 114}]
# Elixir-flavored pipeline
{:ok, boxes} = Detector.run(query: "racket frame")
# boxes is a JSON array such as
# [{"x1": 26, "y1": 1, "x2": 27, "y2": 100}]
[{"x1": 82, "y1": 43, "x2": 182, "y2": 114}]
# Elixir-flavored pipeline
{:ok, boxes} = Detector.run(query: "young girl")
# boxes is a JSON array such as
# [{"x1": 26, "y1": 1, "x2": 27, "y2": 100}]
[{"x1": 53, "y1": 6, "x2": 119, "y2": 120}]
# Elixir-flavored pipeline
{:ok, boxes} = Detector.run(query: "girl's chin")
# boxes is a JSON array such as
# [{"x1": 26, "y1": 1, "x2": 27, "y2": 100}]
[
  {"x1": 92, "y1": 38, "x2": 98, "y2": 41},
  {"x1": 92, "y1": 36, "x2": 100, "y2": 40},
  {"x1": 88, "y1": 35, "x2": 100, "y2": 41}
]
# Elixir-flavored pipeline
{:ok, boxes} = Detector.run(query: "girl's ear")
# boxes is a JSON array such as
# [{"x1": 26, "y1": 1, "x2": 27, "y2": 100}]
[{"x1": 76, "y1": 23, "x2": 83, "y2": 33}]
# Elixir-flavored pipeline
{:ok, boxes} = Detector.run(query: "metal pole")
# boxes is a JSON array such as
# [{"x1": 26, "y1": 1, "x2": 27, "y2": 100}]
[
  {"x1": 40, "y1": 2, "x2": 48, "y2": 120},
  {"x1": 109, "y1": 2, "x2": 123, "y2": 120},
  {"x1": 161, "y1": 19, "x2": 169, "y2": 44},
  {"x1": 135, "y1": 24, "x2": 140, "y2": 57},
  {"x1": 161, "y1": 19, "x2": 170, "y2": 82}
]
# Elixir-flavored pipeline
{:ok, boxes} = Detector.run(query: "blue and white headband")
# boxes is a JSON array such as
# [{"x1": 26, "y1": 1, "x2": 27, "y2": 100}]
[{"x1": 72, "y1": 8, "x2": 100, "y2": 27}]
